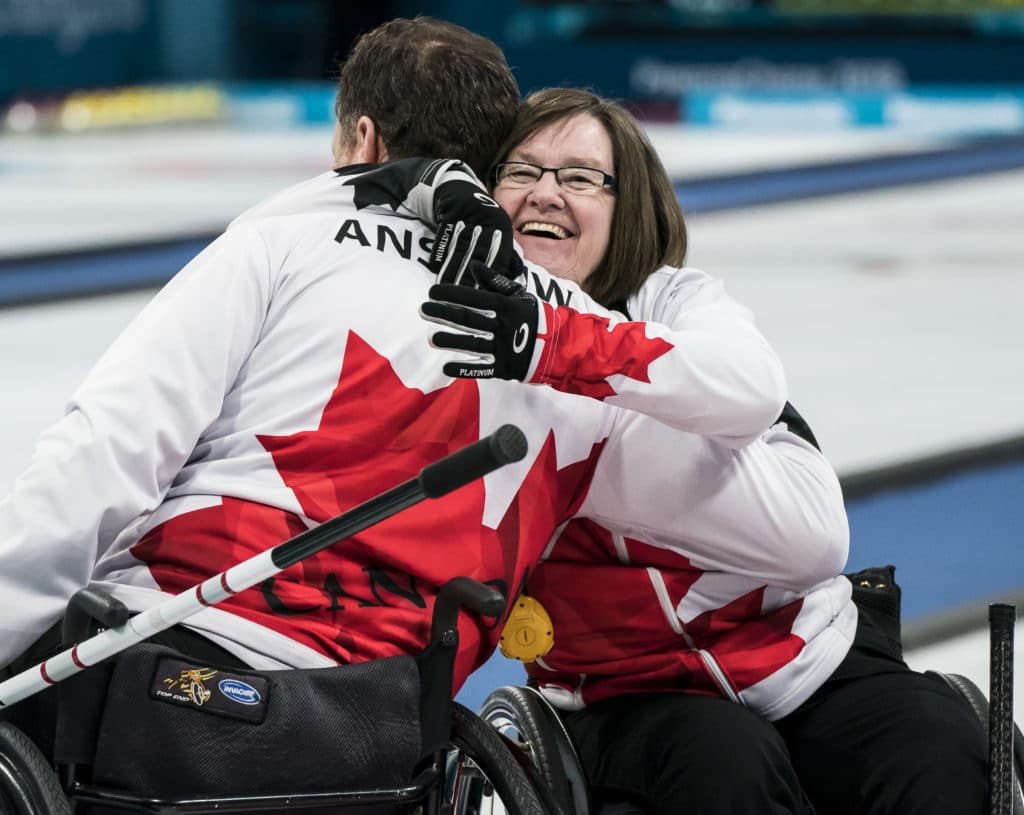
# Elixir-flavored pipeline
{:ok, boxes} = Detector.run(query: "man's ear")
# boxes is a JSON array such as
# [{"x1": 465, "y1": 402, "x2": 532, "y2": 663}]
[{"x1": 347, "y1": 116, "x2": 389, "y2": 165}]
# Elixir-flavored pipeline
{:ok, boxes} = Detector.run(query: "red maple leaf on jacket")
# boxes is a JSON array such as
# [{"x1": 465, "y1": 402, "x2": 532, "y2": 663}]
[
  {"x1": 531, "y1": 303, "x2": 674, "y2": 401},
  {"x1": 133, "y1": 331, "x2": 603, "y2": 688},
  {"x1": 524, "y1": 526, "x2": 806, "y2": 703},
  {"x1": 685, "y1": 587, "x2": 805, "y2": 693}
]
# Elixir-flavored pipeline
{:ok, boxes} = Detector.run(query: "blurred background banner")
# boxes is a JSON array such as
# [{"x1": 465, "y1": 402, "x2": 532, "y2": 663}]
[
  {"x1": 1, "y1": 0, "x2": 1022, "y2": 714},
  {"x1": 4, "y1": 1, "x2": 1024, "y2": 129}
]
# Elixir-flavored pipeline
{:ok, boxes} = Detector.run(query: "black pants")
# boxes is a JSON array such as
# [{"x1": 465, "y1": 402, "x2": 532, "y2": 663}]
[{"x1": 563, "y1": 611, "x2": 989, "y2": 815}]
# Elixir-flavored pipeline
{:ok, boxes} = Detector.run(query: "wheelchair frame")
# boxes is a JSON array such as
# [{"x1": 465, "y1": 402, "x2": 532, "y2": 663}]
[
  {"x1": 479, "y1": 570, "x2": 1022, "y2": 814},
  {"x1": 481, "y1": 667, "x2": 1024, "y2": 815},
  {"x1": 0, "y1": 428, "x2": 547, "y2": 814},
  {"x1": 0, "y1": 578, "x2": 555, "y2": 815}
]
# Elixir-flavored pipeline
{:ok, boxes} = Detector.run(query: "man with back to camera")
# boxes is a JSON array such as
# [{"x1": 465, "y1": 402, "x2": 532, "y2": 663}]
[
  {"x1": 0, "y1": 14, "x2": 553, "y2": 687},
  {"x1": 0, "y1": 18, "x2": 845, "y2": 784}
]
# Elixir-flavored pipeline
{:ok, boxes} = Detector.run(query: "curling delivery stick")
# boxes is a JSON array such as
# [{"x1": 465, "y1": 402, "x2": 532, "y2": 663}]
[
  {"x1": 0, "y1": 424, "x2": 528, "y2": 710},
  {"x1": 989, "y1": 603, "x2": 1017, "y2": 815}
]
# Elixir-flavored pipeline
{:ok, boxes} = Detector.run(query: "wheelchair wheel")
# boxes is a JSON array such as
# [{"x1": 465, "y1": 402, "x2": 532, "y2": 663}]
[
  {"x1": 449, "y1": 701, "x2": 553, "y2": 815},
  {"x1": 927, "y1": 671, "x2": 1024, "y2": 815},
  {"x1": 480, "y1": 686, "x2": 586, "y2": 815},
  {"x1": 0, "y1": 722, "x2": 72, "y2": 815}
]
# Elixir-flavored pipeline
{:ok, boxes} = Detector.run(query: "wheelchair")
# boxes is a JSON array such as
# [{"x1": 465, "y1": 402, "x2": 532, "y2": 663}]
[
  {"x1": 0, "y1": 578, "x2": 557, "y2": 815},
  {"x1": 478, "y1": 564, "x2": 1024, "y2": 814},
  {"x1": 480, "y1": 672, "x2": 1024, "y2": 815}
]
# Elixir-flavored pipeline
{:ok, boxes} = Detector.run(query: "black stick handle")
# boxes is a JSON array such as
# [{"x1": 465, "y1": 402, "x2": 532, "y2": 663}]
[
  {"x1": 273, "y1": 425, "x2": 527, "y2": 570},
  {"x1": 989, "y1": 603, "x2": 1016, "y2": 815},
  {"x1": 419, "y1": 424, "x2": 528, "y2": 498}
]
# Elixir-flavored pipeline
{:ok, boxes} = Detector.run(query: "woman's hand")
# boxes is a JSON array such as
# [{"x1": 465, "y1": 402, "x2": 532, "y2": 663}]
[{"x1": 421, "y1": 261, "x2": 539, "y2": 380}]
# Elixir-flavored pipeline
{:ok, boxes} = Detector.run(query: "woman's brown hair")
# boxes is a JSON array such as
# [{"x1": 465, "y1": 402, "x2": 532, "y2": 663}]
[{"x1": 492, "y1": 87, "x2": 687, "y2": 308}]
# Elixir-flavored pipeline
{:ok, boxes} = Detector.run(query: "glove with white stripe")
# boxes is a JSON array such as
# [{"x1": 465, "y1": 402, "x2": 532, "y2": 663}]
[
  {"x1": 421, "y1": 262, "x2": 540, "y2": 380},
  {"x1": 429, "y1": 179, "x2": 516, "y2": 287},
  {"x1": 347, "y1": 157, "x2": 518, "y2": 286}
]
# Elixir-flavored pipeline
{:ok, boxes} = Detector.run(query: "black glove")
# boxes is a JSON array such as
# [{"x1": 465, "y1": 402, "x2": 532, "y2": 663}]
[
  {"x1": 421, "y1": 262, "x2": 540, "y2": 380},
  {"x1": 430, "y1": 181, "x2": 517, "y2": 286}
]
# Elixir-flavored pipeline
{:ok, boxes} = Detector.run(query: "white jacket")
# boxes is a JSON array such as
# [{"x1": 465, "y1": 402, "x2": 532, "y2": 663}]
[
  {"x1": 0, "y1": 163, "x2": 827, "y2": 698},
  {"x1": 528, "y1": 267, "x2": 855, "y2": 721}
]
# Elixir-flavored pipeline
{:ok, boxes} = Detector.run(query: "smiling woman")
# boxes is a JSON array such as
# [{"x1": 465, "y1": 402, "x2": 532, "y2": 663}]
[
  {"x1": 489, "y1": 87, "x2": 686, "y2": 310},
  {"x1": 472, "y1": 87, "x2": 991, "y2": 815},
  {"x1": 492, "y1": 114, "x2": 616, "y2": 289}
]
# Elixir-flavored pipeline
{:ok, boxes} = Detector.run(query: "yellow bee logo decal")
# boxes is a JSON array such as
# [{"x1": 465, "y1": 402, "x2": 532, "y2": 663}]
[{"x1": 163, "y1": 668, "x2": 219, "y2": 706}]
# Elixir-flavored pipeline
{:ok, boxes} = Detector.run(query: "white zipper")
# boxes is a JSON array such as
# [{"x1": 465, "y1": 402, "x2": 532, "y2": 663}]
[
  {"x1": 574, "y1": 673, "x2": 586, "y2": 708},
  {"x1": 647, "y1": 569, "x2": 744, "y2": 705},
  {"x1": 540, "y1": 521, "x2": 569, "y2": 561},
  {"x1": 647, "y1": 568, "x2": 701, "y2": 649},
  {"x1": 647, "y1": 568, "x2": 685, "y2": 636},
  {"x1": 611, "y1": 532, "x2": 630, "y2": 564},
  {"x1": 698, "y1": 649, "x2": 743, "y2": 705}
]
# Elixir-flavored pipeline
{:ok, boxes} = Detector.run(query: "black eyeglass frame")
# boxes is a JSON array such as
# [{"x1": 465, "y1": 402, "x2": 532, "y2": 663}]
[{"x1": 491, "y1": 161, "x2": 618, "y2": 193}]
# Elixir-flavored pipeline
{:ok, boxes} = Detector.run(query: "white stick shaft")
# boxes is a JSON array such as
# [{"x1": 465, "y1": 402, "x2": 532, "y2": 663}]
[
  {"x1": 0, "y1": 550, "x2": 276, "y2": 708},
  {"x1": 0, "y1": 425, "x2": 526, "y2": 710}
]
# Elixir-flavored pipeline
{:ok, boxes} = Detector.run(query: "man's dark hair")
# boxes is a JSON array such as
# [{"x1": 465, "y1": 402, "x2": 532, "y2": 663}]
[{"x1": 335, "y1": 17, "x2": 520, "y2": 180}]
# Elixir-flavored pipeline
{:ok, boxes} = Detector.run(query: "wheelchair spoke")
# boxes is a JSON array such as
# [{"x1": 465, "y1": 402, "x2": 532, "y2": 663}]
[
  {"x1": 479, "y1": 688, "x2": 581, "y2": 815},
  {"x1": 447, "y1": 703, "x2": 550, "y2": 815}
]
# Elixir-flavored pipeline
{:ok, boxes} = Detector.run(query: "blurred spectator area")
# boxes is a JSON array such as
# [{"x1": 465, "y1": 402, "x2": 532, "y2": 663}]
[
  {"x1": 0, "y1": 0, "x2": 397, "y2": 106},
  {"x1": 4, "y1": 1, "x2": 1024, "y2": 108},
  {"x1": 452, "y1": 0, "x2": 1024, "y2": 105},
  {"x1": 3, "y1": 0, "x2": 1024, "y2": 132}
]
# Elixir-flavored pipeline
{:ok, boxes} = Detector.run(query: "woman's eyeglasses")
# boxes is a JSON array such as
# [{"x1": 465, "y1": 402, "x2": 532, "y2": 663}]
[{"x1": 492, "y1": 162, "x2": 617, "y2": 195}]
